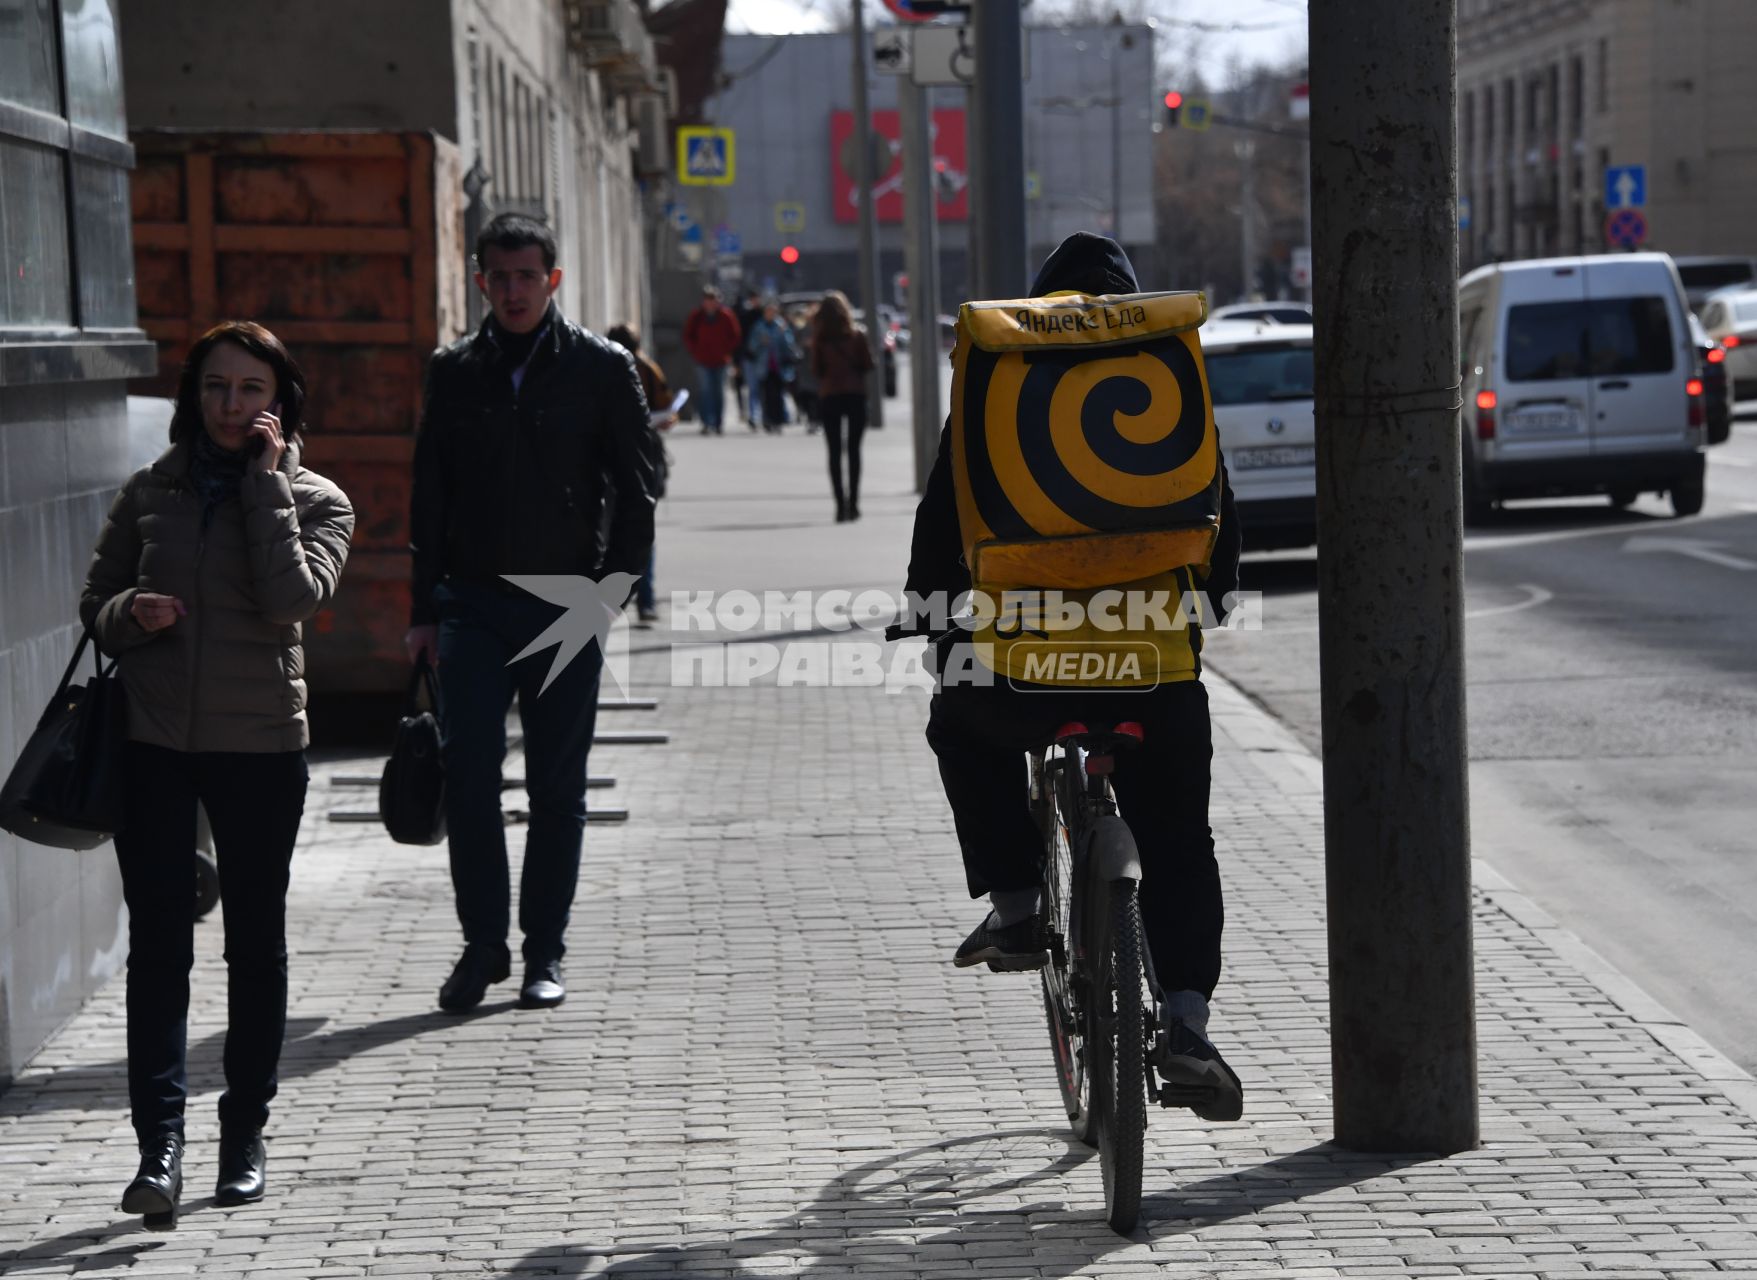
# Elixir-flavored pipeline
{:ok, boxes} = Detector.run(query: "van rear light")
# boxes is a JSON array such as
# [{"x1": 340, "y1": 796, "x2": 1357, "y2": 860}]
[
  {"x1": 1474, "y1": 389, "x2": 1497, "y2": 440},
  {"x1": 1723, "y1": 334, "x2": 1742, "y2": 348},
  {"x1": 1687, "y1": 377, "x2": 1705, "y2": 428},
  {"x1": 1708, "y1": 346, "x2": 1727, "y2": 364}
]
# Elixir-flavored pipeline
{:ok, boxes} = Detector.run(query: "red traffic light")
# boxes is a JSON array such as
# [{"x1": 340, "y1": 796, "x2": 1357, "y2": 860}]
[
  {"x1": 780, "y1": 245, "x2": 800, "y2": 265},
  {"x1": 1164, "y1": 91, "x2": 1183, "y2": 110}
]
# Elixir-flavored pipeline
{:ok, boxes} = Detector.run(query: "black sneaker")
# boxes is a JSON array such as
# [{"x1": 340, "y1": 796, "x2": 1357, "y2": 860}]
[
  {"x1": 1152, "y1": 1018, "x2": 1244, "y2": 1121},
  {"x1": 953, "y1": 911, "x2": 1052, "y2": 972}
]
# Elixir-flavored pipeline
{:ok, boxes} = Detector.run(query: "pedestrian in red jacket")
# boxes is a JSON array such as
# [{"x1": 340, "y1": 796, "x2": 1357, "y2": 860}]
[{"x1": 682, "y1": 286, "x2": 743, "y2": 434}]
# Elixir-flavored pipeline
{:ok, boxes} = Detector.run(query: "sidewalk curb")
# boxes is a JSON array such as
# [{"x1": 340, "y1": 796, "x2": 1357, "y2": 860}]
[{"x1": 1203, "y1": 668, "x2": 1757, "y2": 1126}]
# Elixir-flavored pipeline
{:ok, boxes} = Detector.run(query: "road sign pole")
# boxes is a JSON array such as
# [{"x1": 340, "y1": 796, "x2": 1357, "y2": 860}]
[
  {"x1": 973, "y1": 0, "x2": 1027, "y2": 294},
  {"x1": 851, "y1": 0, "x2": 886, "y2": 426},
  {"x1": 901, "y1": 76, "x2": 942, "y2": 492},
  {"x1": 1311, "y1": 0, "x2": 1477, "y2": 1155}
]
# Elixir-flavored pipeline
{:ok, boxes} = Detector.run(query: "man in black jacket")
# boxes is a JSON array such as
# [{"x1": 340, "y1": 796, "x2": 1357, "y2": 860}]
[
  {"x1": 904, "y1": 232, "x2": 1246, "y2": 1123},
  {"x1": 406, "y1": 213, "x2": 661, "y2": 1013}
]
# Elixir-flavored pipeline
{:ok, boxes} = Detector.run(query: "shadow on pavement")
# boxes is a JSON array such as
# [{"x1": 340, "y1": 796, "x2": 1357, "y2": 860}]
[
  {"x1": 0, "y1": 1007, "x2": 503, "y2": 1119},
  {"x1": 1240, "y1": 555, "x2": 1318, "y2": 596},
  {"x1": 0, "y1": 1194, "x2": 232, "y2": 1270},
  {"x1": 506, "y1": 1131, "x2": 1430, "y2": 1278}
]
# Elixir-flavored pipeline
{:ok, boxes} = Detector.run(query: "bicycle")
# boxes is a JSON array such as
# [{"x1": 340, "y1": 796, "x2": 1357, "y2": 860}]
[{"x1": 1030, "y1": 719, "x2": 1154, "y2": 1233}]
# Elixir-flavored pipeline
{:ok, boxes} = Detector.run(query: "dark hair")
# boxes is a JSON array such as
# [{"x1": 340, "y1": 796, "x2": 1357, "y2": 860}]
[
  {"x1": 474, "y1": 211, "x2": 558, "y2": 272},
  {"x1": 169, "y1": 321, "x2": 306, "y2": 445},
  {"x1": 605, "y1": 322, "x2": 641, "y2": 353},
  {"x1": 811, "y1": 289, "x2": 856, "y2": 343}
]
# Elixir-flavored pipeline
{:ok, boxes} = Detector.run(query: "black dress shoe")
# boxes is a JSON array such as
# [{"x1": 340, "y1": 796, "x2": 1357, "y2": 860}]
[
  {"x1": 120, "y1": 1134, "x2": 183, "y2": 1229},
  {"x1": 439, "y1": 942, "x2": 511, "y2": 1012},
  {"x1": 214, "y1": 1126, "x2": 266, "y2": 1206},
  {"x1": 518, "y1": 958, "x2": 566, "y2": 1009}
]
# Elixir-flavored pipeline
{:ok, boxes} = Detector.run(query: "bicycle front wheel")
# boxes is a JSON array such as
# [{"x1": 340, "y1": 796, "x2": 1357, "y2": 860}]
[{"x1": 1090, "y1": 877, "x2": 1148, "y2": 1234}]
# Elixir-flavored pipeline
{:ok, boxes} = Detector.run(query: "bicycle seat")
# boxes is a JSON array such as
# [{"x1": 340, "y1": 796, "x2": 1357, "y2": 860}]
[{"x1": 1051, "y1": 721, "x2": 1146, "y2": 754}]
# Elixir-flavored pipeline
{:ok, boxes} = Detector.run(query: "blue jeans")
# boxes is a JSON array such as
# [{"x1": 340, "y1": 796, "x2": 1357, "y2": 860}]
[
  {"x1": 435, "y1": 579, "x2": 603, "y2": 963},
  {"x1": 696, "y1": 364, "x2": 727, "y2": 431},
  {"x1": 636, "y1": 546, "x2": 656, "y2": 612}
]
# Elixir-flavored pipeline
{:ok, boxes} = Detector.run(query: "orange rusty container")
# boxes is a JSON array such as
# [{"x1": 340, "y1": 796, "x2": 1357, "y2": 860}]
[{"x1": 130, "y1": 130, "x2": 468, "y2": 700}]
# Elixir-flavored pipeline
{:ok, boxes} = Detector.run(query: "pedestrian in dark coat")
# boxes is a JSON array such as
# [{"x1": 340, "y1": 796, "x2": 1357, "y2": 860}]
[{"x1": 81, "y1": 320, "x2": 354, "y2": 1225}]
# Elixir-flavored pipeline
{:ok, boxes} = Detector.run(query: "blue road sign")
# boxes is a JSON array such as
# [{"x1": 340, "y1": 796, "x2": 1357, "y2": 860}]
[
  {"x1": 681, "y1": 223, "x2": 703, "y2": 245},
  {"x1": 715, "y1": 227, "x2": 741, "y2": 256},
  {"x1": 1605, "y1": 165, "x2": 1646, "y2": 210},
  {"x1": 1605, "y1": 208, "x2": 1648, "y2": 249}
]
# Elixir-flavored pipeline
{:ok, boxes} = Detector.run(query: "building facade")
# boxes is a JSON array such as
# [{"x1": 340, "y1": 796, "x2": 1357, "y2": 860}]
[
  {"x1": 1459, "y1": 0, "x2": 1757, "y2": 269},
  {"x1": 0, "y1": 0, "x2": 157, "y2": 1081},
  {"x1": 690, "y1": 26, "x2": 1159, "y2": 310}
]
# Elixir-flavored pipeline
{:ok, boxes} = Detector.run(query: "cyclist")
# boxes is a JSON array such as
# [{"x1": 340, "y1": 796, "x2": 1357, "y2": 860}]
[{"x1": 903, "y1": 232, "x2": 1245, "y2": 1122}]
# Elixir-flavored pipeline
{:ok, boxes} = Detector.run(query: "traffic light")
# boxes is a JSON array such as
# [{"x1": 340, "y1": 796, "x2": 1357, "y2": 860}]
[
  {"x1": 1164, "y1": 91, "x2": 1183, "y2": 127},
  {"x1": 780, "y1": 245, "x2": 800, "y2": 265}
]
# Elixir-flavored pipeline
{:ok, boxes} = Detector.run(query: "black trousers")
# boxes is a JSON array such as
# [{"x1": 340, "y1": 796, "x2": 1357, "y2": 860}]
[
  {"x1": 926, "y1": 676, "x2": 1223, "y2": 998},
  {"x1": 821, "y1": 392, "x2": 867, "y2": 509},
  {"x1": 113, "y1": 742, "x2": 308, "y2": 1143}
]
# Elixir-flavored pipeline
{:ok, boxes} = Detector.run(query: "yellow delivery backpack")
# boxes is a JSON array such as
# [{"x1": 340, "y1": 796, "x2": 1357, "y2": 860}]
[{"x1": 949, "y1": 289, "x2": 1221, "y2": 596}]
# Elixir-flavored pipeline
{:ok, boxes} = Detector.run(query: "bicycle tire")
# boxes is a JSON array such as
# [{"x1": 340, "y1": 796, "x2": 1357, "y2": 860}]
[
  {"x1": 1038, "y1": 753, "x2": 1095, "y2": 1144},
  {"x1": 1092, "y1": 878, "x2": 1148, "y2": 1234}
]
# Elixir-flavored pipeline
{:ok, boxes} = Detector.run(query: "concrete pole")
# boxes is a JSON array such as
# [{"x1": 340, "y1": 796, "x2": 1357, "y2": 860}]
[
  {"x1": 850, "y1": 0, "x2": 885, "y2": 425},
  {"x1": 1238, "y1": 139, "x2": 1256, "y2": 299},
  {"x1": 973, "y1": 0, "x2": 1027, "y2": 294},
  {"x1": 901, "y1": 79, "x2": 942, "y2": 492},
  {"x1": 1311, "y1": 0, "x2": 1476, "y2": 1154}
]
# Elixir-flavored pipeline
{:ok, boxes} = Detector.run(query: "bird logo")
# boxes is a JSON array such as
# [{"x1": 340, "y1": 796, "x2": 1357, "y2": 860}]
[{"x1": 501, "y1": 573, "x2": 639, "y2": 695}]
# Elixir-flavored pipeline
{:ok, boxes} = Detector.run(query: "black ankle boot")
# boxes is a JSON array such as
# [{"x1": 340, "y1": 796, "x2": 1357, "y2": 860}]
[
  {"x1": 214, "y1": 1126, "x2": 267, "y2": 1206},
  {"x1": 120, "y1": 1134, "x2": 183, "y2": 1228}
]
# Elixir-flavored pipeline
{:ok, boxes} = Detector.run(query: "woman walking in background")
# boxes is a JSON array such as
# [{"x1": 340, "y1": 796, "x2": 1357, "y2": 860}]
[
  {"x1": 81, "y1": 321, "x2": 354, "y2": 1226},
  {"x1": 809, "y1": 290, "x2": 875, "y2": 521}
]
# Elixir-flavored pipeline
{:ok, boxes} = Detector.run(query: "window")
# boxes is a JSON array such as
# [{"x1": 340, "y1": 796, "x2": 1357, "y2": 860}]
[
  {"x1": 0, "y1": 0, "x2": 135, "y2": 333},
  {"x1": 1204, "y1": 344, "x2": 1315, "y2": 406},
  {"x1": 1505, "y1": 298, "x2": 1675, "y2": 382}
]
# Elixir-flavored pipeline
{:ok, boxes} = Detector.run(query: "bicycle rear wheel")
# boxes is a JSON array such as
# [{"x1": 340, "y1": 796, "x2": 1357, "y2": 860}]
[
  {"x1": 1089, "y1": 877, "x2": 1148, "y2": 1234},
  {"x1": 1037, "y1": 754, "x2": 1095, "y2": 1144}
]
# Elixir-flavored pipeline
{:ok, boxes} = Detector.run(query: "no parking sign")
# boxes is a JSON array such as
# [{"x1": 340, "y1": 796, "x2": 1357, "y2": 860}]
[{"x1": 1605, "y1": 208, "x2": 1647, "y2": 249}]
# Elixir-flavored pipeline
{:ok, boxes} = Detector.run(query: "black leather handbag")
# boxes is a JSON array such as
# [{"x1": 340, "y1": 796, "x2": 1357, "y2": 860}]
[
  {"x1": 380, "y1": 655, "x2": 446, "y2": 846},
  {"x1": 0, "y1": 626, "x2": 129, "y2": 850}
]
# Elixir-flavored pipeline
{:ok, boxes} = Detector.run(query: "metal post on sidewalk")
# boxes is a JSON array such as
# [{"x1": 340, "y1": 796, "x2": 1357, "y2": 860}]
[
  {"x1": 1311, "y1": 0, "x2": 1477, "y2": 1155},
  {"x1": 973, "y1": 0, "x2": 1027, "y2": 295},
  {"x1": 850, "y1": 0, "x2": 886, "y2": 426},
  {"x1": 901, "y1": 77, "x2": 943, "y2": 492}
]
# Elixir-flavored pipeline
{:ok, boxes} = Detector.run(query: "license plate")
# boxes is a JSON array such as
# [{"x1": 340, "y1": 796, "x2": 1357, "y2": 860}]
[
  {"x1": 1230, "y1": 444, "x2": 1316, "y2": 470},
  {"x1": 1506, "y1": 408, "x2": 1581, "y2": 436}
]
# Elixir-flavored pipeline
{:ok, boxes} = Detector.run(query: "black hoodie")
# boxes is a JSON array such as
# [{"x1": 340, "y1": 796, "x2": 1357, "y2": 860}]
[{"x1": 902, "y1": 232, "x2": 1241, "y2": 630}]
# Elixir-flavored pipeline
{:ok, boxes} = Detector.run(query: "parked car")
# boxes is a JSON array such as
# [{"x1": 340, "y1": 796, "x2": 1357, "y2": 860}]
[
  {"x1": 1696, "y1": 288, "x2": 1757, "y2": 402},
  {"x1": 777, "y1": 291, "x2": 899, "y2": 398},
  {"x1": 1204, "y1": 320, "x2": 1317, "y2": 549},
  {"x1": 1210, "y1": 301, "x2": 1314, "y2": 325},
  {"x1": 1673, "y1": 255, "x2": 1757, "y2": 313},
  {"x1": 1458, "y1": 253, "x2": 1706, "y2": 520},
  {"x1": 1687, "y1": 312, "x2": 1733, "y2": 445}
]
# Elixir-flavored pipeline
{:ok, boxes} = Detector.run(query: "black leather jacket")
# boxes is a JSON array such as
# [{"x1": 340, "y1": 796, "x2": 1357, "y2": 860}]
[{"x1": 409, "y1": 307, "x2": 661, "y2": 624}]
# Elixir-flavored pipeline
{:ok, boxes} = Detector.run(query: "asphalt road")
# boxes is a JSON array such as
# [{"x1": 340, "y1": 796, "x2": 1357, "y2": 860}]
[{"x1": 1204, "y1": 413, "x2": 1757, "y2": 1071}]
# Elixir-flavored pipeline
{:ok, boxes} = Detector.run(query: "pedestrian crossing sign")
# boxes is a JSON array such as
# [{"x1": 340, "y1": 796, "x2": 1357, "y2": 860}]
[{"x1": 678, "y1": 127, "x2": 735, "y2": 186}]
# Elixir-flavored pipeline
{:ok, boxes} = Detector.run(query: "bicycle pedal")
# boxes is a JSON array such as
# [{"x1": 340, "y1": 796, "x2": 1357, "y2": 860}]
[{"x1": 1156, "y1": 1083, "x2": 1217, "y2": 1109}]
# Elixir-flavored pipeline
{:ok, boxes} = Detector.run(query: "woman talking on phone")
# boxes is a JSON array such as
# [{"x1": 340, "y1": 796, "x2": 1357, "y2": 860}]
[{"x1": 80, "y1": 321, "x2": 353, "y2": 1226}]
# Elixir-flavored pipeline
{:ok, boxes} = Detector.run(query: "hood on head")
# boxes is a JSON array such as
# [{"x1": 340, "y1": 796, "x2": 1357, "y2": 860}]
[{"x1": 1028, "y1": 232, "x2": 1139, "y2": 298}]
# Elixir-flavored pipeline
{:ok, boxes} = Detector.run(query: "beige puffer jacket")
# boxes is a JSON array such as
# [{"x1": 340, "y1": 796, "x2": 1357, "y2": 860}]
[{"x1": 79, "y1": 438, "x2": 354, "y2": 753}]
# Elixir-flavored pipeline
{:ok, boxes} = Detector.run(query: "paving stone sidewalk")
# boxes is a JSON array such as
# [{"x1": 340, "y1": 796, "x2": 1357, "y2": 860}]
[{"x1": 4, "y1": 423, "x2": 1757, "y2": 1277}]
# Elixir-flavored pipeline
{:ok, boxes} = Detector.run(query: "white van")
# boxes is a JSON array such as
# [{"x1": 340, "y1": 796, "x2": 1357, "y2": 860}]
[
  {"x1": 1205, "y1": 321, "x2": 1316, "y2": 548},
  {"x1": 1458, "y1": 253, "x2": 1707, "y2": 520}
]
